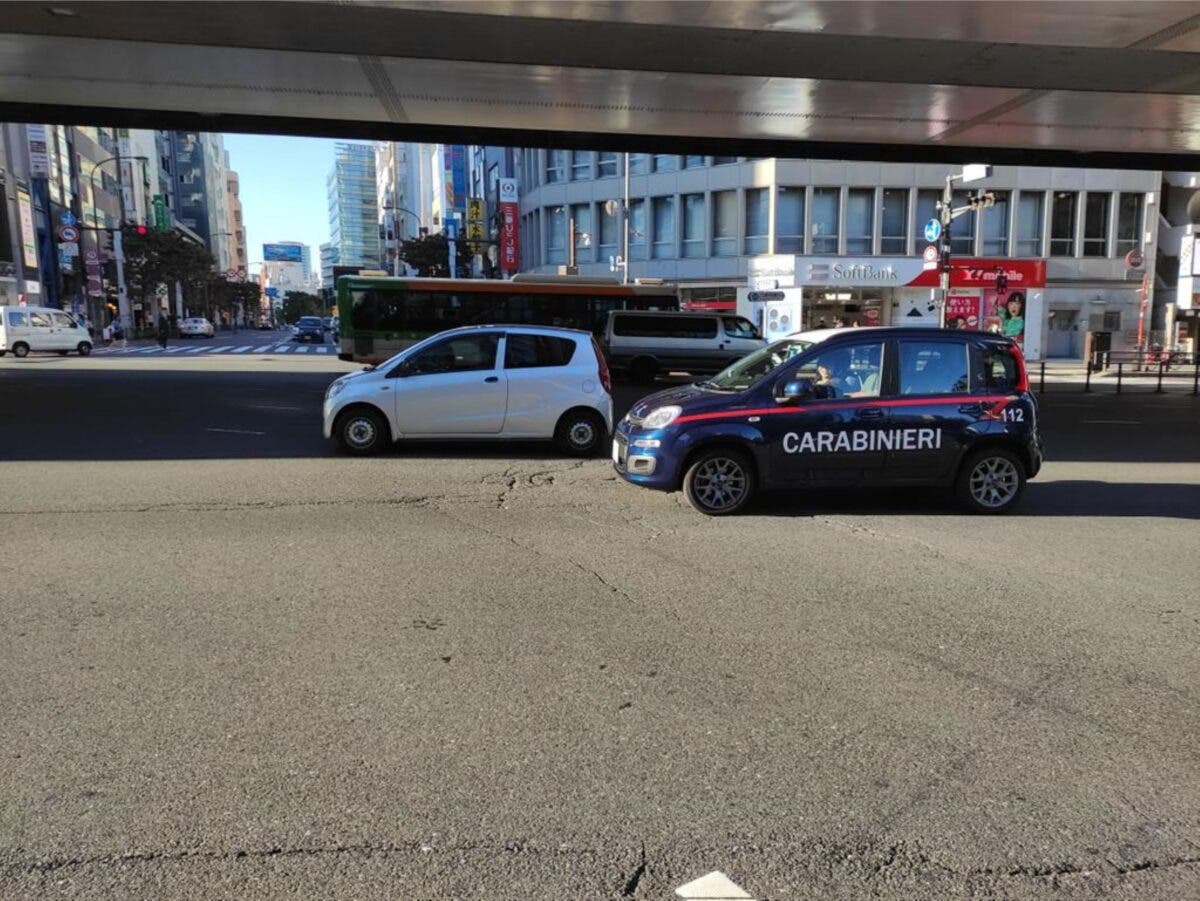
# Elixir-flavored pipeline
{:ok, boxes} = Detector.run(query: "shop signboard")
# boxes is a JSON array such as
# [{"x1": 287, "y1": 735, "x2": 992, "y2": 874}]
[
  {"x1": 27, "y1": 125, "x2": 50, "y2": 178},
  {"x1": 748, "y1": 255, "x2": 796, "y2": 290},
  {"x1": 16, "y1": 186, "x2": 38, "y2": 269}
]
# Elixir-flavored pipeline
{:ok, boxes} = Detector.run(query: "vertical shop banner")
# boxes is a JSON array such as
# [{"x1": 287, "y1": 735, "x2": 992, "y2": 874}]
[
  {"x1": 498, "y1": 178, "x2": 520, "y2": 273},
  {"x1": 26, "y1": 125, "x2": 49, "y2": 178},
  {"x1": 16, "y1": 186, "x2": 38, "y2": 269},
  {"x1": 85, "y1": 249, "x2": 103, "y2": 297},
  {"x1": 450, "y1": 145, "x2": 467, "y2": 209}
]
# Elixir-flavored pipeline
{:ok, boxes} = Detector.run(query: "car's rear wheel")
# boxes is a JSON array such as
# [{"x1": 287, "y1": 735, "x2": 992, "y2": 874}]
[
  {"x1": 956, "y1": 448, "x2": 1026, "y2": 514},
  {"x1": 554, "y1": 408, "x2": 607, "y2": 456},
  {"x1": 77, "y1": 342, "x2": 92, "y2": 356},
  {"x1": 683, "y1": 448, "x2": 756, "y2": 516},
  {"x1": 335, "y1": 407, "x2": 389, "y2": 455},
  {"x1": 12, "y1": 342, "x2": 29, "y2": 358}
]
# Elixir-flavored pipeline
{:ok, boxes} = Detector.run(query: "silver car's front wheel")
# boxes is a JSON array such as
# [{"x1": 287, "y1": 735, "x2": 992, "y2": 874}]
[{"x1": 336, "y1": 408, "x2": 388, "y2": 455}]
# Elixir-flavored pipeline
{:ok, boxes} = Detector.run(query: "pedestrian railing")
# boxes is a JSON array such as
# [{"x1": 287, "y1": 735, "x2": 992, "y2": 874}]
[{"x1": 1032, "y1": 352, "x2": 1200, "y2": 396}]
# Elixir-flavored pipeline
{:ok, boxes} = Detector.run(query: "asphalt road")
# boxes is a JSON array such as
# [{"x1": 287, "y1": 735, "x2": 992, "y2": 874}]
[{"x1": 0, "y1": 356, "x2": 1197, "y2": 899}]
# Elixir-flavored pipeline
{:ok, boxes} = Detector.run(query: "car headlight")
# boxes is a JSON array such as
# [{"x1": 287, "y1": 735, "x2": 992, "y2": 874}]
[
  {"x1": 640, "y1": 405, "x2": 682, "y2": 429},
  {"x1": 326, "y1": 380, "x2": 347, "y2": 400}
]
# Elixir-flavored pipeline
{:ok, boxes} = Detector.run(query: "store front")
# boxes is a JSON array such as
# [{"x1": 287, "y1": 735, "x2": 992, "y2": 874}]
[{"x1": 741, "y1": 255, "x2": 1048, "y2": 358}]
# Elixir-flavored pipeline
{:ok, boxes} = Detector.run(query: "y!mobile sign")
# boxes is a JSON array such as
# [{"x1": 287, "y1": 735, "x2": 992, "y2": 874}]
[{"x1": 498, "y1": 178, "x2": 520, "y2": 273}]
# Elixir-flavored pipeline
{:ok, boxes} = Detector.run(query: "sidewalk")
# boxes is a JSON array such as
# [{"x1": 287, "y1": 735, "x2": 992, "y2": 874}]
[{"x1": 1031, "y1": 358, "x2": 1200, "y2": 395}]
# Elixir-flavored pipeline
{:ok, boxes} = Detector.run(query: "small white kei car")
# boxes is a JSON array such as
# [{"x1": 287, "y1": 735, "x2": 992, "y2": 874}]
[
  {"x1": 179, "y1": 317, "x2": 215, "y2": 338},
  {"x1": 323, "y1": 325, "x2": 614, "y2": 456}
]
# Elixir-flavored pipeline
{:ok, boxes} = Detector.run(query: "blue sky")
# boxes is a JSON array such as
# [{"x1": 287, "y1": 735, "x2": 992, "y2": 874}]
[{"x1": 222, "y1": 133, "x2": 372, "y2": 275}]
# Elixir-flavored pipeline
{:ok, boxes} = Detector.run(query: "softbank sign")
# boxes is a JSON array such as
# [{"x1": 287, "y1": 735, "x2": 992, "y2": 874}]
[{"x1": 795, "y1": 257, "x2": 926, "y2": 286}]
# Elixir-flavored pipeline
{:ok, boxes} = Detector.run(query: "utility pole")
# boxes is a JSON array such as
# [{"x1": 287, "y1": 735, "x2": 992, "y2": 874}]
[{"x1": 622, "y1": 152, "x2": 631, "y2": 285}]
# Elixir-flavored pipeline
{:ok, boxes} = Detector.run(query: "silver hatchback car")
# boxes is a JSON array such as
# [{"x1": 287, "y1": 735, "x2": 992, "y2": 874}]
[{"x1": 323, "y1": 325, "x2": 614, "y2": 456}]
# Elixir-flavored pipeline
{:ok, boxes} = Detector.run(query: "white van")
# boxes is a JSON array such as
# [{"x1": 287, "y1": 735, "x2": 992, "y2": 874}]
[
  {"x1": 602, "y1": 310, "x2": 764, "y2": 381},
  {"x1": 0, "y1": 305, "x2": 93, "y2": 357}
]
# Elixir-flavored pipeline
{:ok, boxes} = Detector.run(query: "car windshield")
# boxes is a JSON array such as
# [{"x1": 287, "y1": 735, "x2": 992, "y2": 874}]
[
  {"x1": 701, "y1": 338, "x2": 815, "y2": 391},
  {"x1": 299, "y1": 318, "x2": 320, "y2": 326}
]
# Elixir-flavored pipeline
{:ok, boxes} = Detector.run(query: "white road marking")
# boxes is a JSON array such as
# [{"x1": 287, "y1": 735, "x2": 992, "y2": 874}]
[
  {"x1": 294, "y1": 346, "x2": 310, "y2": 353},
  {"x1": 205, "y1": 427, "x2": 266, "y2": 435},
  {"x1": 163, "y1": 346, "x2": 187, "y2": 353},
  {"x1": 208, "y1": 346, "x2": 233, "y2": 353},
  {"x1": 185, "y1": 346, "x2": 207, "y2": 353},
  {"x1": 272, "y1": 345, "x2": 291, "y2": 353},
  {"x1": 138, "y1": 347, "x2": 165, "y2": 354},
  {"x1": 254, "y1": 345, "x2": 275, "y2": 352},
  {"x1": 231, "y1": 345, "x2": 253, "y2": 353},
  {"x1": 315, "y1": 346, "x2": 330, "y2": 354},
  {"x1": 675, "y1": 871, "x2": 754, "y2": 899}
]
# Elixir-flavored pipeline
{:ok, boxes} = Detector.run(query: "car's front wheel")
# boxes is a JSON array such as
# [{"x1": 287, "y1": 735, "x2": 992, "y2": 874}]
[
  {"x1": 78, "y1": 342, "x2": 92, "y2": 356},
  {"x1": 683, "y1": 448, "x2": 756, "y2": 516},
  {"x1": 956, "y1": 448, "x2": 1026, "y2": 514},
  {"x1": 335, "y1": 407, "x2": 389, "y2": 455}
]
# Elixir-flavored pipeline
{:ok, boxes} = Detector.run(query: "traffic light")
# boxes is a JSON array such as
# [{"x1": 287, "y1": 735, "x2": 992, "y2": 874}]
[{"x1": 134, "y1": 225, "x2": 148, "y2": 236}]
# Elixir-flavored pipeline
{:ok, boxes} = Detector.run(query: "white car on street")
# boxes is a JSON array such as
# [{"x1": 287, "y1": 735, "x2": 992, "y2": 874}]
[
  {"x1": 179, "y1": 317, "x2": 215, "y2": 338},
  {"x1": 323, "y1": 325, "x2": 613, "y2": 456}
]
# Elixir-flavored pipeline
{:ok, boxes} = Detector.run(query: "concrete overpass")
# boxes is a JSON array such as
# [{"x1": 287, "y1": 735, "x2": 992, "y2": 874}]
[{"x1": 1, "y1": 1, "x2": 1199, "y2": 167}]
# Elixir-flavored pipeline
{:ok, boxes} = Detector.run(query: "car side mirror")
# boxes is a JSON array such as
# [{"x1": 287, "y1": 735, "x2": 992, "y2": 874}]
[{"x1": 777, "y1": 377, "x2": 814, "y2": 404}]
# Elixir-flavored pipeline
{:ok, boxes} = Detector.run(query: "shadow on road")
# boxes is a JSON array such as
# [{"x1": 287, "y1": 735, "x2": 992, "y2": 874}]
[{"x1": 752, "y1": 480, "x2": 1200, "y2": 520}]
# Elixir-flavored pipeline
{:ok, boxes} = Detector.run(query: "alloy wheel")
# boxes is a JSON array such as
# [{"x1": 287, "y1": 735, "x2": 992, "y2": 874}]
[
  {"x1": 692, "y1": 456, "x2": 748, "y2": 512},
  {"x1": 969, "y1": 456, "x2": 1020, "y2": 509}
]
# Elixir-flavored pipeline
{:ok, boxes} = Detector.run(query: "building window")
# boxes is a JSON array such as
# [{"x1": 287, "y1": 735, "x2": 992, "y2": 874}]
[
  {"x1": 629, "y1": 199, "x2": 647, "y2": 259},
  {"x1": 628, "y1": 154, "x2": 649, "y2": 176},
  {"x1": 981, "y1": 190, "x2": 1010, "y2": 256},
  {"x1": 571, "y1": 203, "x2": 593, "y2": 261},
  {"x1": 745, "y1": 188, "x2": 768, "y2": 253},
  {"x1": 712, "y1": 156, "x2": 737, "y2": 165},
  {"x1": 845, "y1": 189, "x2": 874, "y2": 254},
  {"x1": 1050, "y1": 191, "x2": 1076, "y2": 256},
  {"x1": 652, "y1": 196, "x2": 676, "y2": 259},
  {"x1": 597, "y1": 152, "x2": 618, "y2": 178},
  {"x1": 713, "y1": 190, "x2": 737, "y2": 256},
  {"x1": 776, "y1": 187, "x2": 805, "y2": 253},
  {"x1": 545, "y1": 150, "x2": 566, "y2": 183},
  {"x1": 880, "y1": 189, "x2": 908, "y2": 254},
  {"x1": 811, "y1": 187, "x2": 839, "y2": 254},
  {"x1": 1115, "y1": 192, "x2": 1143, "y2": 256},
  {"x1": 1083, "y1": 192, "x2": 1110, "y2": 257},
  {"x1": 653, "y1": 155, "x2": 678, "y2": 173},
  {"x1": 571, "y1": 151, "x2": 592, "y2": 180},
  {"x1": 547, "y1": 205, "x2": 567, "y2": 263},
  {"x1": 950, "y1": 190, "x2": 976, "y2": 255},
  {"x1": 599, "y1": 202, "x2": 618, "y2": 256},
  {"x1": 682, "y1": 194, "x2": 706, "y2": 258},
  {"x1": 1016, "y1": 192, "x2": 1043, "y2": 256},
  {"x1": 683, "y1": 155, "x2": 705, "y2": 169}
]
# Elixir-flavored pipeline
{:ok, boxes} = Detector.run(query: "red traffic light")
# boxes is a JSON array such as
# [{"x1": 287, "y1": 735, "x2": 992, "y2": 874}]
[{"x1": 135, "y1": 225, "x2": 148, "y2": 236}]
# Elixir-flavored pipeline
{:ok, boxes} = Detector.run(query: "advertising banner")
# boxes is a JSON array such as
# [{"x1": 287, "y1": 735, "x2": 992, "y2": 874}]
[
  {"x1": 16, "y1": 186, "x2": 38, "y2": 269},
  {"x1": 263, "y1": 243, "x2": 303, "y2": 262},
  {"x1": 498, "y1": 178, "x2": 520, "y2": 273},
  {"x1": 85, "y1": 248, "x2": 103, "y2": 297},
  {"x1": 450, "y1": 145, "x2": 467, "y2": 208},
  {"x1": 26, "y1": 125, "x2": 49, "y2": 178}
]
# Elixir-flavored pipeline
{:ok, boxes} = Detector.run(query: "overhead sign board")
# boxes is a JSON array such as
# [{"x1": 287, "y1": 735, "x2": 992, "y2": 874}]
[{"x1": 263, "y1": 243, "x2": 303, "y2": 263}]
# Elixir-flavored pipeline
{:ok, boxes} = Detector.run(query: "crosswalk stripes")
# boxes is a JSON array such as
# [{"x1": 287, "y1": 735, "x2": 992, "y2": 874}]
[
  {"x1": 230, "y1": 346, "x2": 253, "y2": 353},
  {"x1": 163, "y1": 346, "x2": 187, "y2": 353},
  {"x1": 87, "y1": 341, "x2": 337, "y2": 358},
  {"x1": 253, "y1": 345, "x2": 275, "y2": 352},
  {"x1": 294, "y1": 346, "x2": 309, "y2": 353},
  {"x1": 185, "y1": 346, "x2": 207, "y2": 353}
]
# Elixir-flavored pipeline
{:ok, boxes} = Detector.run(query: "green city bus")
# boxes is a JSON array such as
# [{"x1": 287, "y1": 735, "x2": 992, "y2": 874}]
[{"x1": 336, "y1": 274, "x2": 678, "y2": 363}]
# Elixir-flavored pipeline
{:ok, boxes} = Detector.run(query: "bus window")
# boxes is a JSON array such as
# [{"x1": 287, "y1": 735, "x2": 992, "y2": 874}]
[{"x1": 351, "y1": 289, "x2": 379, "y2": 331}]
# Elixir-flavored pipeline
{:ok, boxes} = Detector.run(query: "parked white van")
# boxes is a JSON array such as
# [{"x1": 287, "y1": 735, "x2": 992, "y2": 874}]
[
  {"x1": 0, "y1": 305, "x2": 93, "y2": 357},
  {"x1": 601, "y1": 310, "x2": 764, "y2": 381}
]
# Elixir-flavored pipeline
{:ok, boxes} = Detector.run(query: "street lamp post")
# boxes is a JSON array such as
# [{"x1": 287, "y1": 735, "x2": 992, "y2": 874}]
[
  {"x1": 936, "y1": 164, "x2": 995, "y2": 327},
  {"x1": 84, "y1": 154, "x2": 148, "y2": 329},
  {"x1": 383, "y1": 204, "x2": 421, "y2": 276}
]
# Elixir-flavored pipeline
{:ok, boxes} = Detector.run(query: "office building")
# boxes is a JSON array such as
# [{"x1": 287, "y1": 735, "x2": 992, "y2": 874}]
[
  {"x1": 518, "y1": 152, "x2": 1161, "y2": 359},
  {"x1": 327, "y1": 142, "x2": 380, "y2": 269}
]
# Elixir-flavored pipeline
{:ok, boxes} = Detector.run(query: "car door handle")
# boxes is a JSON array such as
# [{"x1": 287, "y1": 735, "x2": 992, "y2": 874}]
[
  {"x1": 484, "y1": 376, "x2": 499, "y2": 383},
  {"x1": 857, "y1": 407, "x2": 886, "y2": 420},
  {"x1": 958, "y1": 403, "x2": 984, "y2": 415}
]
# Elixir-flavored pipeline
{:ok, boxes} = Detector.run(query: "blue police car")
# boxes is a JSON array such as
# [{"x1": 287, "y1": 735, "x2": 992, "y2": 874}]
[{"x1": 613, "y1": 327, "x2": 1043, "y2": 515}]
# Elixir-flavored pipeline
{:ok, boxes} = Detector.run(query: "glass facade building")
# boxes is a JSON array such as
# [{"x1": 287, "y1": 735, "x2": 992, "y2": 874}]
[{"x1": 327, "y1": 143, "x2": 380, "y2": 269}]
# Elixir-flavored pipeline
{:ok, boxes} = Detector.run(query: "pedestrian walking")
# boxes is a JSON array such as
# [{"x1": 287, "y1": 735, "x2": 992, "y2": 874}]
[
  {"x1": 113, "y1": 316, "x2": 128, "y2": 349},
  {"x1": 157, "y1": 316, "x2": 169, "y2": 350},
  {"x1": 102, "y1": 321, "x2": 113, "y2": 346}
]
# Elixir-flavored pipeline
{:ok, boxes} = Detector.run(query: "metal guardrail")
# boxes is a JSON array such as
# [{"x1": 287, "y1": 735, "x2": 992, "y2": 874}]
[{"x1": 1032, "y1": 352, "x2": 1200, "y2": 396}]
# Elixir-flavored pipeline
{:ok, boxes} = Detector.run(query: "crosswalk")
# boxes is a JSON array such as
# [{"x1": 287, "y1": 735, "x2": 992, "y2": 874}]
[{"x1": 92, "y1": 343, "x2": 335, "y2": 357}]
